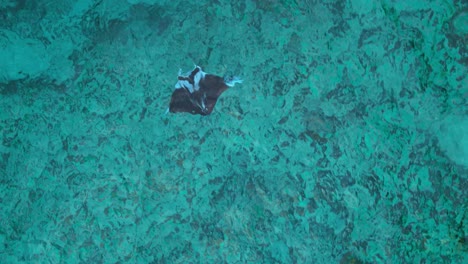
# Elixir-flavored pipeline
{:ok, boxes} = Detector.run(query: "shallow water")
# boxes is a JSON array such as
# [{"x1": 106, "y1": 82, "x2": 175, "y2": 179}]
[{"x1": 0, "y1": 0, "x2": 467, "y2": 263}]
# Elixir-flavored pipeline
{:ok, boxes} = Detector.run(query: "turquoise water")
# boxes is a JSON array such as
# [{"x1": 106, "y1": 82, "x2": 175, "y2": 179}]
[{"x1": 0, "y1": 0, "x2": 467, "y2": 263}]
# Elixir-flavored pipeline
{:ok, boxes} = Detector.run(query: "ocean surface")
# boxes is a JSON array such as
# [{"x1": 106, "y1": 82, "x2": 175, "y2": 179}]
[{"x1": 0, "y1": 0, "x2": 467, "y2": 263}]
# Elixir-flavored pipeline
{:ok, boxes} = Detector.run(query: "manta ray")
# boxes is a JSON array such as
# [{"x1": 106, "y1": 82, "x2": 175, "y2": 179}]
[{"x1": 167, "y1": 66, "x2": 242, "y2": 115}]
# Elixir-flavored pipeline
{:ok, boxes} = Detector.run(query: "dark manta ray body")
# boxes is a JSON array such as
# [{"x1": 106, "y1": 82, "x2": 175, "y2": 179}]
[{"x1": 168, "y1": 66, "x2": 242, "y2": 115}]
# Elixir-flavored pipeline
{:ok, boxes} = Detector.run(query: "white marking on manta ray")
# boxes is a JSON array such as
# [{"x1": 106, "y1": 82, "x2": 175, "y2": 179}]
[
  {"x1": 224, "y1": 76, "x2": 243, "y2": 87},
  {"x1": 174, "y1": 65, "x2": 206, "y2": 93}
]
